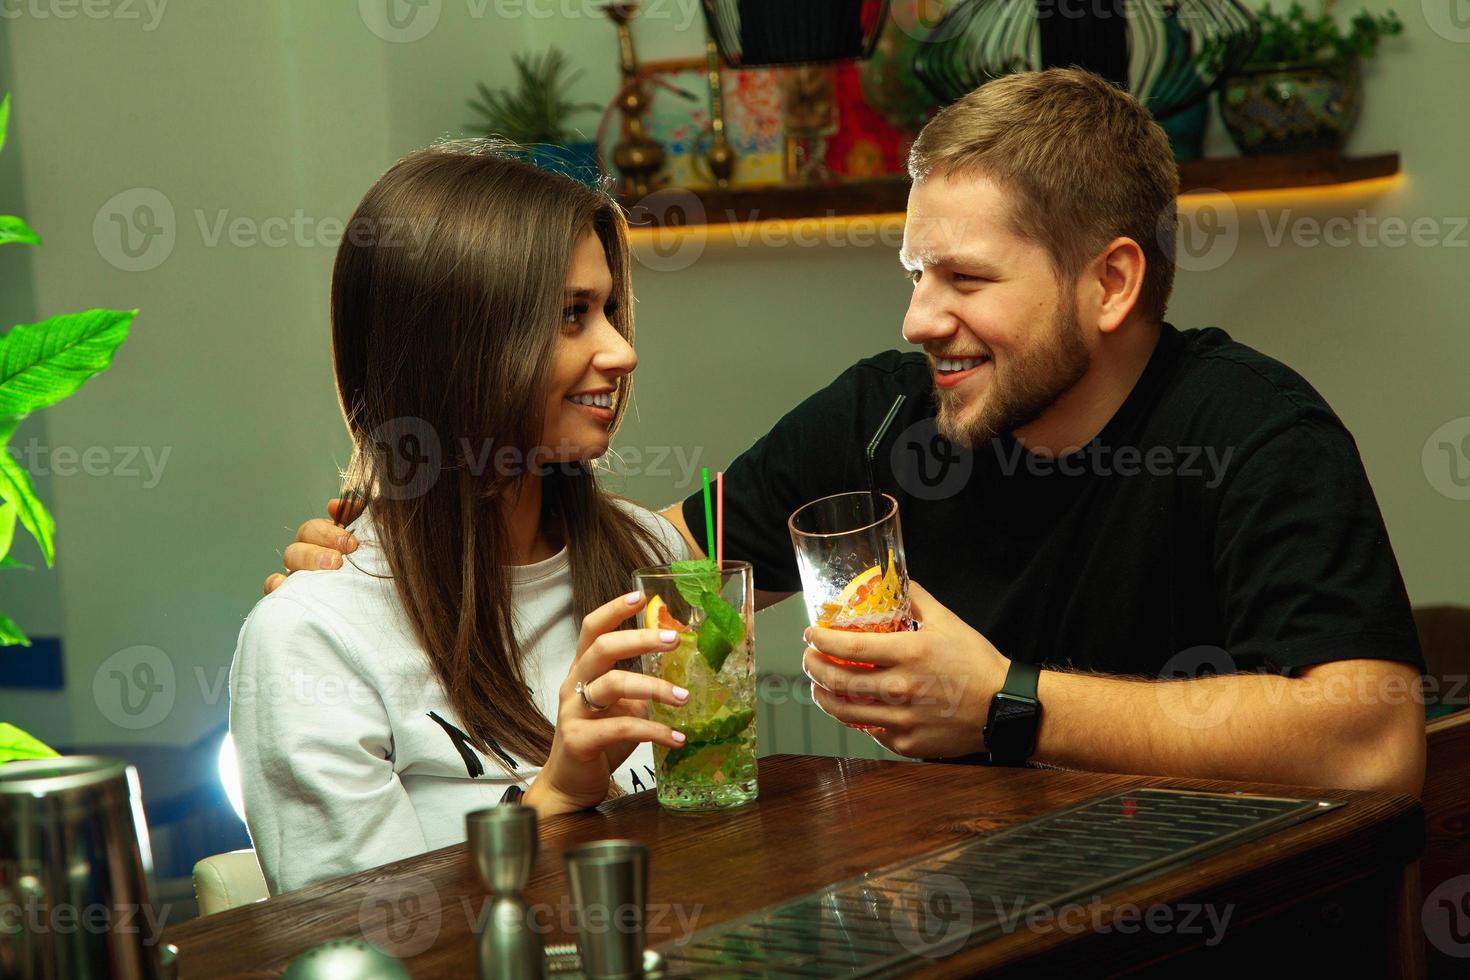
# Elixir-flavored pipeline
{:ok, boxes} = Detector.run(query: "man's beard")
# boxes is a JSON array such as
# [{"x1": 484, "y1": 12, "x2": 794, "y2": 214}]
[{"x1": 934, "y1": 301, "x2": 1090, "y2": 448}]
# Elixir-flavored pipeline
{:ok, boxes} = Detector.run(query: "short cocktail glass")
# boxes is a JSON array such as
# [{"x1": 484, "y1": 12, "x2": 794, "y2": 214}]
[
  {"x1": 634, "y1": 560, "x2": 758, "y2": 812},
  {"x1": 788, "y1": 492, "x2": 913, "y2": 728}
]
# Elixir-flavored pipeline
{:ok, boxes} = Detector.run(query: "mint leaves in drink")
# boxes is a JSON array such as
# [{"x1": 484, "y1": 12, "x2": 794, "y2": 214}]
[{"x1": 668, "y1": 557, "x2": 745, "y2": 672}]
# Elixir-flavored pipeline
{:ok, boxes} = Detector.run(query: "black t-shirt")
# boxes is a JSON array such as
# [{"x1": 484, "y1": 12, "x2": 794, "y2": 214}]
[{"x1": 683, "y1": 324, "x2": 1424, "y2": 678}]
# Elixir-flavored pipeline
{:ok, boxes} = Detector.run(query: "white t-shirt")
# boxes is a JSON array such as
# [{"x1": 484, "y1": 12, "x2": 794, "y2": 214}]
[{"x1": 229, "y1": 499, "x2": 689, "y2": 895}]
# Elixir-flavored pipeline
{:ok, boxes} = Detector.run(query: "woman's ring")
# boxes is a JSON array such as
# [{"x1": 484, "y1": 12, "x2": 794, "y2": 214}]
[{"x1": 576, "y1": 680, "x2": 610, "y2": 712}]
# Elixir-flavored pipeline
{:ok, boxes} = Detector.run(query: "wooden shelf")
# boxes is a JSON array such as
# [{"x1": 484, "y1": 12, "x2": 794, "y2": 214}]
[{"x1": 619, "y1": 151, "x2": 1401, "y2": 229}]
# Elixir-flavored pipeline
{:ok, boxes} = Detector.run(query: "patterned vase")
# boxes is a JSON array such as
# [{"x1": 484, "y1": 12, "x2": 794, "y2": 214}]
[{"x1": 1218, "y1": 58, "x2": 1362, "y2": 155}]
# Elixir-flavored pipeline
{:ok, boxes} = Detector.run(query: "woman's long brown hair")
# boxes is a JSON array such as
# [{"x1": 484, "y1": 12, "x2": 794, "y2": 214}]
[{"x1": 331, "y1": 140, "x2": 674, "y2": 774}]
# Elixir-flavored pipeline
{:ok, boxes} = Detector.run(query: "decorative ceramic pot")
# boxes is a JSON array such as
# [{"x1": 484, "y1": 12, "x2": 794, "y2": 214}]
[{"x1": 1218, "y1": 58, "x2": 1362, "y2": 155}]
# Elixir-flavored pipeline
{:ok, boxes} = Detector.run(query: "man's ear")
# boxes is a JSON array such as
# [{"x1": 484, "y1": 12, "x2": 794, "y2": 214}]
[{"x1": 1084, "y1": 237, "x2": 1146, "y2": 334}]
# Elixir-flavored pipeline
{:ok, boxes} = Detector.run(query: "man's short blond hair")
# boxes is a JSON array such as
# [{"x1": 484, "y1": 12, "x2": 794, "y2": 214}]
[{"x1": 908, "y1": 68, "x2": 1180, "y2": 323}]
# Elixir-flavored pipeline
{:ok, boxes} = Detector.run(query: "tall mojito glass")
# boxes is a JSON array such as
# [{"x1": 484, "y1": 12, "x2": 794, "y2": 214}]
[
  {"x1": 634, "y1": 560, "x2": 758, "y2": 811},
  {"x1": 788, "y1": 492, "x2": 912, "y2": 730}
]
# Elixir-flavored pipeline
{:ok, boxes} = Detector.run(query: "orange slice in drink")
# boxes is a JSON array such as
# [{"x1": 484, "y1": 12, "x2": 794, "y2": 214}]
[
  {"x1": 835, "y1": 551, "x2": 902, "y2": 618},
  {"x1": 644, "y1": 595, "x2": 689, "y2": 633}
]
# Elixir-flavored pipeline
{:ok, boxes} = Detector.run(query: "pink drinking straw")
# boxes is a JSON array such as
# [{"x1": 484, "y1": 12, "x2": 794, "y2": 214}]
[{"x1": 716, "y1": 470, "x2": 724, "y2": 568}]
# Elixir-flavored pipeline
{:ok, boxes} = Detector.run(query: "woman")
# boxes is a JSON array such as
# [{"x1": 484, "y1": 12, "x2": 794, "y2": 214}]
[{"x1": 231, "y1": 140, "x2": 693, "y2": 895}]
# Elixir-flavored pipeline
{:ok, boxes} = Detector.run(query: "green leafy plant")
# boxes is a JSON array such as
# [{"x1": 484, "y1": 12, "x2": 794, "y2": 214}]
[
  {"x1": 1246, "y1": 1, "x2": 1403, "y2": 67},
  {"x1": 0, "y1": 92, "x2": 134, "y2": 646},
  {"x1": 466, "y1": 48, "x2": 600, "y2": 145}
]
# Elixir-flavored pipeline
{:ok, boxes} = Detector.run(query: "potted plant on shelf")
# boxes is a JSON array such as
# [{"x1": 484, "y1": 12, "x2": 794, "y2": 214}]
[
  {"x1": 1218, "y1": 0, "x2": 1402, "y2": 155},
  {"x1": 467, "y1": 48, "x2": 603, "y2": 185}
]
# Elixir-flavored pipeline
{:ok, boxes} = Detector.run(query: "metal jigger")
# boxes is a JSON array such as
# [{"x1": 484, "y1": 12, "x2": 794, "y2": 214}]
[
  {"x1": 564, "y1": 840, "x2": 649, "y2": 980},
  {"x1": 467, "y1": 805, "x2": 546, "y2": 980},
  {"x1": 0, "y1": 757, "x2": 165, "y2": 980}
]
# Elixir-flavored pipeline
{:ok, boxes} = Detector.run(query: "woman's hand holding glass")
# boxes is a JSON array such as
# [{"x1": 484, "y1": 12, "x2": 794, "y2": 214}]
[{"x1": 523, "y1": 590, "x2": 690, "y2": 816}]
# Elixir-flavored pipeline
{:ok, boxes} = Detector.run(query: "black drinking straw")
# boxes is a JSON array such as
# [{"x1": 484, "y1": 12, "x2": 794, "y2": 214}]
[{"x1": 865, "y1": 394, "x2": 906, "y2": 503}]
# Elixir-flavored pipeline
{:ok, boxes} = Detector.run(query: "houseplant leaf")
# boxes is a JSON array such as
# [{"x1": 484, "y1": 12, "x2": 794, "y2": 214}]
[
  {"x1": 0, "y1": 93, "x2": 9, "y2": 157},
  {"x1": 0, "y1": 215, "x2": 40, "y2": 247},
  {"x1": 0, "y1": 419, "x2": 53, "y2": 566},
  {"x1": 0, "y1": 499, "x2": 16, "y2": 560},
  {"x1": 0, "y1": 308, "x2": 134, "y2": 417},
  {"x1": 0, "y1": 723, "x2": 56, "y2": 759},
  {"x1": 0, "y1": 611, "x2": 29, "y2": 647}
]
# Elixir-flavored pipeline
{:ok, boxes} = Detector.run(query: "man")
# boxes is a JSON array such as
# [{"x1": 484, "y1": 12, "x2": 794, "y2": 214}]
[{"x1": 272, "y1": 69, "x2": 1425, "y2": 795}]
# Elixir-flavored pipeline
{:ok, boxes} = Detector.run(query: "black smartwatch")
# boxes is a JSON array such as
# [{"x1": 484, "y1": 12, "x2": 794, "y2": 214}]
[{"x1": 983, "y1": 660, "x2": 1043, "y2": 766}]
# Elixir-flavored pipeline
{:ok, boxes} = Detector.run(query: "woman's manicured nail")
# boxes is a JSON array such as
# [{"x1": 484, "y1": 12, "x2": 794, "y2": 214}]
[
  {"x1": 660, "y1": 629, "x2": 678, "y2": 644},
  {"x1": 625, "y1": 590, "x2": 643, "y2": 605},
  {"x1": 803, "y1": 627, "x2": 812, "y2": 644},
  {"x1": 320, "y1": 553, "x2": 339, "y2": 569},
  {"x1": 672, "y1": 686, "x2": 689, "y2": 701},
  {"x1": 671, "y1": 730, "x2": 687, "y2": 744}
]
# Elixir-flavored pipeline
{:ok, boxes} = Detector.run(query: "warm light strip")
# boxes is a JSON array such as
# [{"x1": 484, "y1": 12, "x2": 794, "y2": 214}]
[
  {"x1": 1180, "y1": 173, "x2": 1405, "y2": 209},
  {"x1": 623, "y1": 174, "x2": 1406, "y2": 245},
  {"x1": 626, "y1": 211, "x2": 906, "y2": 246}
]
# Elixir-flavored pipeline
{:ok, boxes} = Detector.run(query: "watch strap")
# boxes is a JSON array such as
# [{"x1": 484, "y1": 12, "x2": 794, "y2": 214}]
[{"x1": 1000, "y1": 659, "x2": 1041, "y2": 700}]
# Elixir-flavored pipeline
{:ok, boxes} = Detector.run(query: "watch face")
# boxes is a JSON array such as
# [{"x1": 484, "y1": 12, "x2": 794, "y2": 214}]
[{"x1": 987, "y1": 693, "x2": 1039, "y2": 760}]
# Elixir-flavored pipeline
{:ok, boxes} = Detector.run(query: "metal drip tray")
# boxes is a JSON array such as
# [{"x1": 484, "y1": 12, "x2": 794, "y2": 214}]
[{"x1": 655, "y1": 787, "x2": 1339, "y2": 977}]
